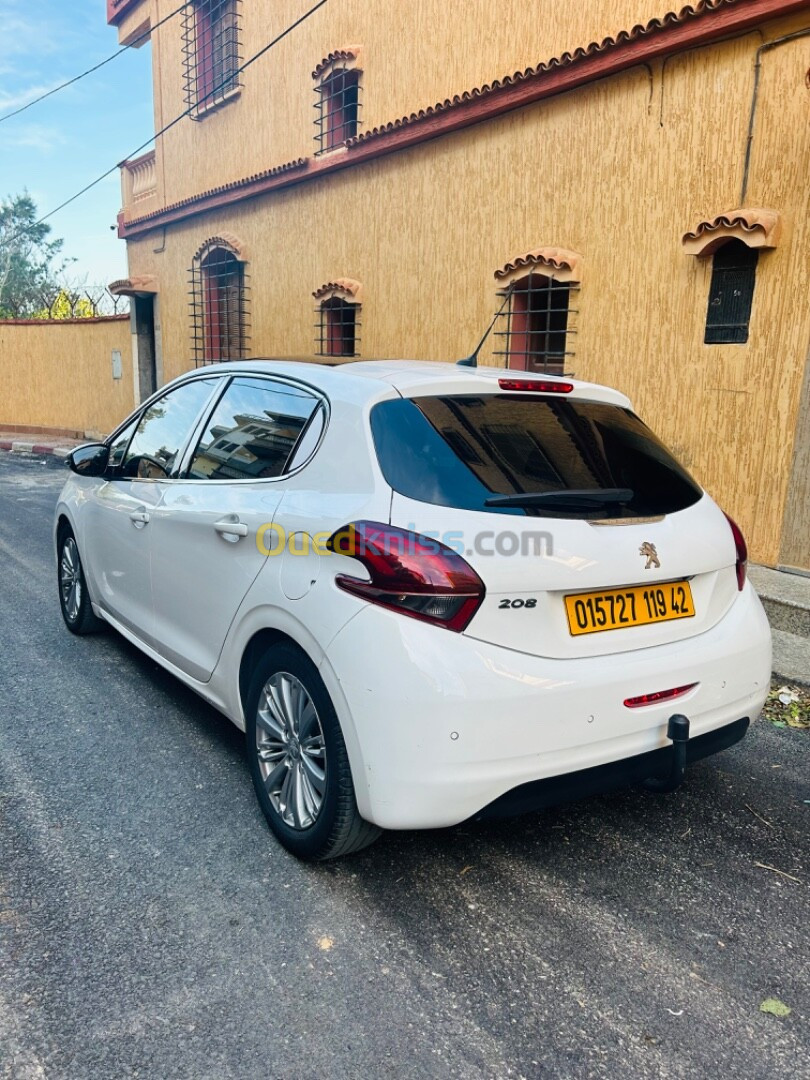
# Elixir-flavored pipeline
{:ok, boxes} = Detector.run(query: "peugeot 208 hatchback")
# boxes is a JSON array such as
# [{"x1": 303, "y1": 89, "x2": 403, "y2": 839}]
[{"x1": 55, "y1": 361, "x2": 772, "y2": 859}]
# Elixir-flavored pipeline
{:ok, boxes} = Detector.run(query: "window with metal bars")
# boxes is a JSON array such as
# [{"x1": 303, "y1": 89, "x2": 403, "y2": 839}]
[
  {"x1": 704, "y1": 240, "x2": 758, "y2": 344},
  {"x1": 189, "y1": 245, "x2": 249, "y2": 366},
  {"x1": 314, "y1": 66, "x2": 361, "y2": 153},
  {"x1": 182, "y1": 0, "x2": 242, "y2": 116},
  {"x1": 317, "y1": 297, "x2": 359, "y2": 357},
  {"x1": 494, "y1": 274, "x2": 576, "y2": 374}
]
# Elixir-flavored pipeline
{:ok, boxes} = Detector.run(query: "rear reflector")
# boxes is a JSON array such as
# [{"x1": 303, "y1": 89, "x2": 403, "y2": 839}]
[
  {"x1": 498, "y1": 379, "x2": 574, "y2": 393},
  {"x1": 326, "y1": 521, "x2": 485, "y2": 632},
  {"x1": 624, "y1": 683, "x2": 698, "y2": 709}
]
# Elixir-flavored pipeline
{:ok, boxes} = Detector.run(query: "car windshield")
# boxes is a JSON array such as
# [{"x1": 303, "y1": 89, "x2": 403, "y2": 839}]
[{"x1": 370, "y1": 394, "x2": 703, "y2": 518}]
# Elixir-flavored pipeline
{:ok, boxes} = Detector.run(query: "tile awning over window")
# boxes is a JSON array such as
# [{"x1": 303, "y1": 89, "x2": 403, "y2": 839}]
[
  {"x1": 682, "y1": 209, "x2": 781, "y2": 256},
  {"x1": 312, "y1": 48, "x2": 361, "y2": 80},
  {"x1": 495, "y1": 247, "x2": 582, "y2": 285},
  {"x1": 108, "y1": 275, "x2": 158, "y2": 297},
  {"x1": 312, "y1": 278, "x2": 362, "y2": 302}
]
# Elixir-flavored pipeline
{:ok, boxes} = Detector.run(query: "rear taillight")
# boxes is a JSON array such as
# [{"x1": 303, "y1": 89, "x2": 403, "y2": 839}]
[
  {"x1": 499, "y1": 378, "x2": 574, "y2": 393},
  {"x1": 326, "y1": 521, "x2": 485, "y2": 632},
  {"x1": 723, "y1": 513, "x2": 748, "y2": 590}
]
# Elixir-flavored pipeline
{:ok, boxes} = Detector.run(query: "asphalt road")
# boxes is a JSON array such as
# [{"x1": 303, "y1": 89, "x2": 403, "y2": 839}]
[{"x1": 0, "y1": 454, "x2": 807, "y2": 1080}]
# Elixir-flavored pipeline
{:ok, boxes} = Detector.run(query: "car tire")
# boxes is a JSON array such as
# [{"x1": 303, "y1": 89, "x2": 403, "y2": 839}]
[
  {"x1": 57, "y1": 527, "x2": 104, "y2": 636},
  {"x1": 245, "y1": 642, "x2": 381, "y2": 861}
]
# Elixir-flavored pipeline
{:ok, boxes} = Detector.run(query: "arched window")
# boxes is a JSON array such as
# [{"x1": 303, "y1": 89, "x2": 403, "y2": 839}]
[
  {"x1": 704, "y1": 240, "x2": 758, "y2": 345},
  {"x1": 500, "y1": 274, "x2": 571, "y2": 374},
  {"x1": 313, "y1": 51, "x2": 362, "y2": 154},
  {"x1": 190, "y1": 240, "x2": 249, "y2": 366},
  {"x1": 313, "y1": 280, "x2": 361, "y2": 357},
  {"x1": 493, "y1": 248, "x2": 580, "y2": 373},
  {"x1": 183, "y1": 0, "x2": 242, "y2": 115}
]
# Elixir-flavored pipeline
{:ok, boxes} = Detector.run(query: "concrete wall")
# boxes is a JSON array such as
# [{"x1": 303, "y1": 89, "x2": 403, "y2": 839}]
[{"x1": 0, "y1": 316, "x2": 134, "y2": 438}]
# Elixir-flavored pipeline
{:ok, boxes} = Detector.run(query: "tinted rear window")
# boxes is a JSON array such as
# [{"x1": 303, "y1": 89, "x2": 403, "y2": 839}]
[{"x1": 370, "y1": 395, "x2": 702, "y2": 518}]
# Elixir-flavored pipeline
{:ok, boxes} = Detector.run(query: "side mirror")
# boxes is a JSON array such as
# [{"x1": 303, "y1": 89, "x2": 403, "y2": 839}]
[{"x1": 67, "y1": 443, "x2": 110, "y2": 477}]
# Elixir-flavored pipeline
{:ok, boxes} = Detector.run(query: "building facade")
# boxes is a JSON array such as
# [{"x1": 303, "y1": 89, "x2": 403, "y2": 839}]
[{"x1": 108, "y1": 0, "x2": 810, "y2": 571}]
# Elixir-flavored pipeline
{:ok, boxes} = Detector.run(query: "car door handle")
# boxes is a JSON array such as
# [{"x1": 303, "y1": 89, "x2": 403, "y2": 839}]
[
  {"x1": 129, "y1": 509, "x2": 150, "y2": 528},
  {"x1": 214, "y1": 518, "x2": 248, "y2": 540}
]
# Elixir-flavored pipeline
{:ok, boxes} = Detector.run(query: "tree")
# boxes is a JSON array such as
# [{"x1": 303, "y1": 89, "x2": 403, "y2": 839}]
[
  {"x1": 31, "y1": 288, "x2": 95, "y2": 320},
  {"x1": 0, "y1": 193, "x2": 71, "y2": 318}
]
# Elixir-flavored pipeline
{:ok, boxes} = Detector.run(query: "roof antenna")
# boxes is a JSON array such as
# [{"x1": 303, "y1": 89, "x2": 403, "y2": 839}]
[{"x1": 457, "y1": 282, "x2": 514, "y2": 368}]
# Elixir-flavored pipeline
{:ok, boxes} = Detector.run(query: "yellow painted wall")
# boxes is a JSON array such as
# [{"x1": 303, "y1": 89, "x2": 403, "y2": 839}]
[
  {"x1": 0, "y1": 318, "x2": 134, "y2": 438},
  {"x1": 118, "y1": 0, "x2": 696, "y2": 211},
  {"x1": 122, "y1": 22, "x2": 810, "y2": 566}
]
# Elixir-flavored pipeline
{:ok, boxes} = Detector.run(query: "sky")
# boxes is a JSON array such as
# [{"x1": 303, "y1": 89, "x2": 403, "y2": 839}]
[{"x1": 0, "y1": 0, "x2": 155, "y2": 286}]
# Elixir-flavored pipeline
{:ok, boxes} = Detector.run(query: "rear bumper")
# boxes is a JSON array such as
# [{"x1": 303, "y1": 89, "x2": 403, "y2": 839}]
[
  {"x1": 476, "y1": 716, "x2": 749, "y2": 820},
  {"x1": 323, "y1": 583, "x2": 771, "y2": 829}
]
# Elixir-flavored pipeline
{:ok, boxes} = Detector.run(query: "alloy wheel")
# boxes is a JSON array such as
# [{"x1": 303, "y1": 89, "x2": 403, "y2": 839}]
[
  {"x1": 60, "y1": 537, "x2": 82, "y2": 623},
  {"x1": 255, "y1": 672, "x2": 327, "y2": 830}
]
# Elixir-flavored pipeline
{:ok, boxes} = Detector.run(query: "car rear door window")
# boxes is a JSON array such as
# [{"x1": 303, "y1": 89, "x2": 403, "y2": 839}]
[
  {"x1": 186, "y1": 377, "x2": 320, "y2": 480},
  {"x1": 371, "y1": 395, "x2": 703, "y2": 518}
]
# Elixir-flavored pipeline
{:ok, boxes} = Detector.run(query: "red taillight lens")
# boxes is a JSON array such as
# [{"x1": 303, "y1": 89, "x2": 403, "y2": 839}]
[
  {"x1": 723, "y1": 512, "x2": 748, "y2": 591},
  {"x1": 499, "y1": 379, "x2": 574, "y2": 393},
  {"x1": 624, "y1": 683, "x2": 698, "y2": 709},
  {"x1": 326, "y1": 521, "x2": 485, "y2": 632}
]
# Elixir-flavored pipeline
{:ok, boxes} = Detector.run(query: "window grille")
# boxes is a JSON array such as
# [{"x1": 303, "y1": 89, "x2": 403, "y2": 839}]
[
  {"x1": 182, "y1": 0, "x2": 242, "y2": 116},
  {"x1": 704, "y1": 240, "x2": 758, "y2": 344},
  {"x1": 493, "y1": 274, "x2": 577, "y2": 374},
  {"x1": 314, "y1": 65, "x2": 361, "y2": 153},
  {"x1": 316, "y1": 297, "x2": 359, "y2": 357},
  {"x1": 189, "y1": 245, "x2": 249, "y2": 366}
]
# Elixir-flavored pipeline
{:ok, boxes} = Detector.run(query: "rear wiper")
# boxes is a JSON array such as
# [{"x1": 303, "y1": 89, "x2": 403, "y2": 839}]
[{"x1": 484, "y1": 487, "x2": 634, "y2": 508}]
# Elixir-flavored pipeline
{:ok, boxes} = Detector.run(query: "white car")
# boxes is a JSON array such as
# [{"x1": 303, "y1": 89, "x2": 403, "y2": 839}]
[{"x1": 55, "y1": 360, "x2": 772, "y2": 859}]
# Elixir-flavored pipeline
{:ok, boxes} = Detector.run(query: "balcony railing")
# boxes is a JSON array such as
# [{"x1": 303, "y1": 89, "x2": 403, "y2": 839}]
[{"x1": 121, "y1": 150, "x2": 157, "y2": 217}]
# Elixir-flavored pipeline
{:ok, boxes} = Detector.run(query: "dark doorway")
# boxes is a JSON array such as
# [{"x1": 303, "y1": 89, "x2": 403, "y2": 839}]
[{"x1": 134, "y1": 295, "x2": 157, "y2": 399}]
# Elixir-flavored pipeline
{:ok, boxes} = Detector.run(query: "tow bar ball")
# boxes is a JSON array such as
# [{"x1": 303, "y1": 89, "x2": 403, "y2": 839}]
[{"x1": 643, "y1": 714, "x2": 691, "y2": 793}]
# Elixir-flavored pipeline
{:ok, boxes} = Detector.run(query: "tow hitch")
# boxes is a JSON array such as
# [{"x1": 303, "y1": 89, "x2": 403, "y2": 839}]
[{"x1": 642, "y1": 714, "x2": 690, "y2": 793}]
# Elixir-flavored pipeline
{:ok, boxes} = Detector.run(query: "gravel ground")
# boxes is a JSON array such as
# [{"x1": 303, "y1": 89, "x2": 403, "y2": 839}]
[{"x1": 0, "y1": 454, "x2": 807, "y2": 1080}]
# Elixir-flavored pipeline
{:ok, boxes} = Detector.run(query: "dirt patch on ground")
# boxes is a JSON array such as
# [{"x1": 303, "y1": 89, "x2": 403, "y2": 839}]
[{"x1": 762, "y1": 679, "x2": 810, "y2": 731}]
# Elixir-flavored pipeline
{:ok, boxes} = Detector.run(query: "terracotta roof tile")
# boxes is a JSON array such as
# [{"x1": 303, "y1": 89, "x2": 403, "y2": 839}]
[
  {"x1": 312, "y1": 278, "x2": 362, "y2": 300},
  {"x1": 682, "y1": 208, "x2": 781, "y2": 254},
  {"x1": 312, "y1": 49, "x2": 359, "y2": 79},
  {"x1": 347, "y1": 0, "x2": 742, "y2": 149},
  {"x1": 108, "y1": 275, "x2": 157, "y2": 295},
  {"x1": 495, "y1": 247, "x2": 582, "y2": 280},
  {"x1": 124, "y1": 159, "x2": 307, "y2": 228}
]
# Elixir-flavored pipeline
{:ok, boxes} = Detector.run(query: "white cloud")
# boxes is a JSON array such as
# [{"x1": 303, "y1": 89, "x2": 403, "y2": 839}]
[
  {"x1": 0, "y1": 84, "x2": 61, "y2": 113},
  {"x1": 2, "y1": 123, "x2": 68, "y2": 152}
]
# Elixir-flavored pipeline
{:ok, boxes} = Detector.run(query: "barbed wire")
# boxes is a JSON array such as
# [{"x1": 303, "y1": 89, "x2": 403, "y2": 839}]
[{"x1": 1, "y1": 286, "x2": 129, "y2": 320}]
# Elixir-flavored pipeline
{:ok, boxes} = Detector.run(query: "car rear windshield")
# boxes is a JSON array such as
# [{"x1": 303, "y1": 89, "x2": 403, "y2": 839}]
[{"x1": 370, "y1": 394, "x2": 703, "y2": 518}]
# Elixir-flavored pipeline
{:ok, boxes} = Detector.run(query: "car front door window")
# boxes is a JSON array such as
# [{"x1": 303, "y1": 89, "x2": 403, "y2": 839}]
[{"x1": 123, "y1": 378, "x2": 218, "y2": 479}]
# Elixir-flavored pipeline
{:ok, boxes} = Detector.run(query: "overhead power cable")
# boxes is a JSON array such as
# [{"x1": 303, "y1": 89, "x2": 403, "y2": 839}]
[
  {"x1": 9, "y1": 0, "x2": 331, "y2": 241},
  {"x1": 0, "y1": 2, "x2": 188, "y2": 125}
]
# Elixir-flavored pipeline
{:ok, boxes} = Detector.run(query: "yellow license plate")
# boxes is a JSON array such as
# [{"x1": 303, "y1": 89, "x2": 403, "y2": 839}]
[{"x1": 565, "y1": 581, "x2": 695, "y2": 636}]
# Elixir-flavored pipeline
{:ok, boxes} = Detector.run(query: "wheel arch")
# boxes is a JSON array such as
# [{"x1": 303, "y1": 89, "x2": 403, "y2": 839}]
[
  {"x1": 238, "y1": 628, "x2": 301, "y2": 715},
  {"x1": 233, "y1": 619, "x2": 373, "y2": 822}
]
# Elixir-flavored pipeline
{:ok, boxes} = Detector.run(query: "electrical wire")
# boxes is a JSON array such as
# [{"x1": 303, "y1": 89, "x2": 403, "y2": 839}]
[
  {"x1": 0, "y1": 2, "x2": 188, "y2": 125},
  {"x1": 9, "y1": 0, "x2": 331, "y2": 240}
]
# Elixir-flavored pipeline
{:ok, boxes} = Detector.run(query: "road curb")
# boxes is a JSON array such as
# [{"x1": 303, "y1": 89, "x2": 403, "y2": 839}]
[{"x1": 0, "y1": 440, "x2": 73, "y2": 461}]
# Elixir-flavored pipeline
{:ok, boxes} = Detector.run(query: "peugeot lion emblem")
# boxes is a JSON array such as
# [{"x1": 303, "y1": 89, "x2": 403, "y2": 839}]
[{"x1": 639, "y1": 542, "x2": 660, "y2": 570}]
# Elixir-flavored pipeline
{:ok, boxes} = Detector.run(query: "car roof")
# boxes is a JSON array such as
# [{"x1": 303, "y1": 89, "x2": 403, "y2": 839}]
[{"x1": 203, "y1": 358, "x2": 632, "y2": 408}]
